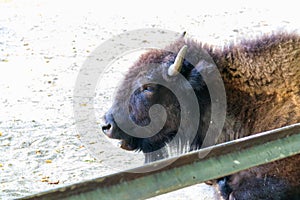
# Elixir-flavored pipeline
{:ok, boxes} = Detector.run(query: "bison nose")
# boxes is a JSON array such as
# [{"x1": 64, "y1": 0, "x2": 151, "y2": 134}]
[
  {"x1": 102, "y1": 123, "x2": 111, "y2": 134},
  {"x1": 102, "y1": 112, "x2": 115, "y2": 138},
  {"x1": 102, "y1": 123, "x2": 113, "y2": 138}
]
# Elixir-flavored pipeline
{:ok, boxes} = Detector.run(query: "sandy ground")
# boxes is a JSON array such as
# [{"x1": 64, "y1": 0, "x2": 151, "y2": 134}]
[{"x1": 0, "y1": 0, "x2": 299, "y2": 199}]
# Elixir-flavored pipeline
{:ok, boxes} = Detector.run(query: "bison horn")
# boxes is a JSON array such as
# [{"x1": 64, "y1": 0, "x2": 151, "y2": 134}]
[{"x1": 168, "y1": 45, "x2": 188, "y2": 76}]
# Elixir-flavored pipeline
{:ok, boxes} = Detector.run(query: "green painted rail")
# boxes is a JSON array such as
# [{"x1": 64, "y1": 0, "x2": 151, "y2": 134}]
[{"x1": 21, "y1": 123, "x2": 300, "y2": 200}]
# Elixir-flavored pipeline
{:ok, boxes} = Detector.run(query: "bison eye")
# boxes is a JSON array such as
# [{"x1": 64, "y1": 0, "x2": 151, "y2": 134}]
[{"x1": 141, "y1": 84, "x2": 155, "y2": 93}]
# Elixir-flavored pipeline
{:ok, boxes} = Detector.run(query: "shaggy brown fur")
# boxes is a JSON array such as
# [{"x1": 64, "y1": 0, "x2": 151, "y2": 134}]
[
  {"x1": 169, "y1": 32, "x2": 300, "y2": 134},
  {"x1": 166, "y1": 32, "x2": 300, "y2": 199},
  {"x1": 102, "y1": 32, "x2": 300, "y2": 199}
]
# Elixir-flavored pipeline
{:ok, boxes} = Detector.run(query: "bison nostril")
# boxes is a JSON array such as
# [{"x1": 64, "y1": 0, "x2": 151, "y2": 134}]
[
  {"x1": 102, "y1": 124, "x2": 112, "y2": 133},
  {"x1": 102, "y1": 123, "x2": 114, "y2": 138}
]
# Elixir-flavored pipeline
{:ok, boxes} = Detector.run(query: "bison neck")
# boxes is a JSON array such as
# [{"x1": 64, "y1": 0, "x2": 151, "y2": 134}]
[{"x1": 206, "y1": 33, "x2": 300, "y2": 142}]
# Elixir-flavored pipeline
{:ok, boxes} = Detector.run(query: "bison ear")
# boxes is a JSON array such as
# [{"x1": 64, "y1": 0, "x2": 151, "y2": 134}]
[{"x1": 168, "y1": 45, "x2": 188, "y2": 76}]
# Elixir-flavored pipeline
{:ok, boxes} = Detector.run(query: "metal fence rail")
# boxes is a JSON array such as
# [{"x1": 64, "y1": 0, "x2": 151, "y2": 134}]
[{"x1": 21, "y1": 123, "x2": 300, "y2": 200}]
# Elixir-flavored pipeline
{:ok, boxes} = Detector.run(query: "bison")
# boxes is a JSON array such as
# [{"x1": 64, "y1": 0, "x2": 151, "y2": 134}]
[{"x1": 101, "y1": 31, "x2": 300, "y2": 199}]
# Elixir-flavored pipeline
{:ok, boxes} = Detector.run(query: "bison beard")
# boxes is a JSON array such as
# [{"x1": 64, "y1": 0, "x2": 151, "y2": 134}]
[{"x1": 102, "y1": 32, "x2": 300, "y2": 199}]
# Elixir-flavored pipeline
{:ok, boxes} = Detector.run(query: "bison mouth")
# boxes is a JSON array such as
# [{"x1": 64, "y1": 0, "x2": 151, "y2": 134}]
[
  {"x1": 119, "y1": 139, "x2": 134, "y2": 151},
  {"x1": 101, "y1": 113, "x2": 178, "y2": 153},
  {"x1": 101, "y1": 123, "x2": 136, "y2": 151}
]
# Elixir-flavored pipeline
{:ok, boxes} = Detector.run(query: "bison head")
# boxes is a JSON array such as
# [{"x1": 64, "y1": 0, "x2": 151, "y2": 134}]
[{"x1": 102, "y1": 40, "x2": 212, "y2": 162}]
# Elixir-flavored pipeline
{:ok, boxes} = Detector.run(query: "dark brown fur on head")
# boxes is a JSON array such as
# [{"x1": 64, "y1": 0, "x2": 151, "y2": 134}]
[
  {"x1": 103, "y1": 46, "x2": 211, "y2": 160},
  {"x1": 102, "y1": 32, "x2": 300, "y2": 199}
]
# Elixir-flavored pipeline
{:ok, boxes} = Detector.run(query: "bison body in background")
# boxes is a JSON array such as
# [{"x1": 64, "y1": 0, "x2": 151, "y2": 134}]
[{"x1": 102, "y1": 32, "x2": 300, "y2": 199}]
